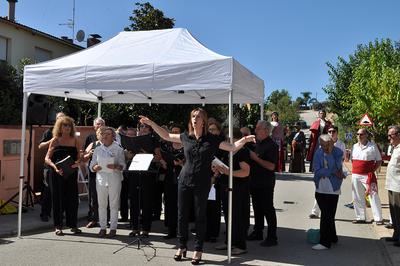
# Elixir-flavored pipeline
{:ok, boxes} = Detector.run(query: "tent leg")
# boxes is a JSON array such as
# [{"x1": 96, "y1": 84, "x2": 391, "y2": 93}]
[
  {"x1": 227, "y1": 90, "x2": 233, "y2": 264},
  {"x1": 260, "y1": 102, "x2": 264, "y2": 120},
  {"x1": 18, "y1": 92, "x2": 28, "y2": 238},
  {"x1": 97, "y1": 101, "x2": 102, "y2": 118}
]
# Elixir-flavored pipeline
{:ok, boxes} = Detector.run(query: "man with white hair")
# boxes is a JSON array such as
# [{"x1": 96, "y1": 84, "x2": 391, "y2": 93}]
[
  {"x1": 247, "y1": 120, "x2": 279, "y2": 247},
  {"x1": 385, "y1": 125, "x2": 400, "y2": 246}
]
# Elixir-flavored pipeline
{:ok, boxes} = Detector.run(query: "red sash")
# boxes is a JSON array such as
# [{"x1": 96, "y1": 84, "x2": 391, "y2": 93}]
[{"x1": 352, "y1": 160, "x2": 378, "y2": 192}]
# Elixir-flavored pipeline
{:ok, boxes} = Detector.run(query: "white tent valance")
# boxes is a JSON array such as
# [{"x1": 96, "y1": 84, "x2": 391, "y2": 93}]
[{"x1": 24, "y1": 28, "x2": 264, "y2": 104}]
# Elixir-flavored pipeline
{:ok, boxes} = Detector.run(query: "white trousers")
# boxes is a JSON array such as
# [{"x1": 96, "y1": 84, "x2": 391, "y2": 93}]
[
  {"x1": 96, "y1": 180, "x2": 122, "y2": 230},
  {"x1": 352, "y1": 174, "x2": 382, "y2": 222}
]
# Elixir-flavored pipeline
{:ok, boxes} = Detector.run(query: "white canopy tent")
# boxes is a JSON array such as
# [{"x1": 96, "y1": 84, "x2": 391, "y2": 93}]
[{"x1": 21, "y1": 28, "x2": 264, "y2": 263}]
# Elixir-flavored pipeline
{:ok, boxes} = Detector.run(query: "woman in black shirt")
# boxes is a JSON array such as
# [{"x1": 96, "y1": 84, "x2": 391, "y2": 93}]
[{"x1": 139, "y1": 108, "x2": 255, "y2": 264}]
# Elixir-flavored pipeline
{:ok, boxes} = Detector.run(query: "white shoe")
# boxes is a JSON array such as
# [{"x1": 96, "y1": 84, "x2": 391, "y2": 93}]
[{"x1": 312, "y1": 244, "x2": 328, "y2": 250}]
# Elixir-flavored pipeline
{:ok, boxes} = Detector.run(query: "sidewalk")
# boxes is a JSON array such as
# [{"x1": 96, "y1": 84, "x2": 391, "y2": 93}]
[
  {"x1": 345, "y1": 161, "x2": 400, "y2": 265},
  {"x1": 0, "y1": 198, "x2": 89, "y2": 237}
]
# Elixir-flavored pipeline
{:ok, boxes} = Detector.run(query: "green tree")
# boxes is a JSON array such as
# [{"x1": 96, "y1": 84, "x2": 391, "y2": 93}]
[
  {"x1": 0, "y1": 61, "x2": 22, "y2": 124},
  {"x1": 301, "y1": 91, "x2": 312, "y2": 108},
  {"x1": 266, "y1": 89, "x2": 299, "y2": 125},
  {"x1": 324, "y1": 39, "x2": 400, "y2": 144},
  {"x1": 125, "y1": 2, "x2": 175, "y2": 31}
]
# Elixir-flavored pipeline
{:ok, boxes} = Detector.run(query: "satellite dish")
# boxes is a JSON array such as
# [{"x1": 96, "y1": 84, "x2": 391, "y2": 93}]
[{"x1": 76, "y1": 30, "x2": 85, "y2": 42}]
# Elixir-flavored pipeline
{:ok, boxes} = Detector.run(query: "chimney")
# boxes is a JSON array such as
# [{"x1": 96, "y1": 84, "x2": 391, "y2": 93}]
[{"x1": 7, "y1": 0, "x2": 17, "y2": 21}]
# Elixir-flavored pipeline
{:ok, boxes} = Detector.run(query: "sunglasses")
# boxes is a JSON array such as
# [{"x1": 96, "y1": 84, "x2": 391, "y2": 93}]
[
  {"x1": 356, "y1": 133, "x2": 365, "y2": 136},
  {"x1": 388, "y1": 133, "x2": 399, "y2": 138},
  {"x1": 62, "y1": 123, "x2": 72, "y2": 127},
  {"x1": 139, "y1": 124, "x2": 149, "y2": 128},
  {"x1": 328, "y1": 130, "x2": 336, "y2": 134}
]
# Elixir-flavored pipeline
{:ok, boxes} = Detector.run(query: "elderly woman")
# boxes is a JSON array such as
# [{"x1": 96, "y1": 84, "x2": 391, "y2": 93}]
[
  {"x1": 45, "y1": 116, "x2": 82, "y2": 236},
  {"x1": 90, "y1": 127, "x2": 126, "y2": 238},
  {"x1": 312, "y1": 134, "x2": 345, "y2": 250}
]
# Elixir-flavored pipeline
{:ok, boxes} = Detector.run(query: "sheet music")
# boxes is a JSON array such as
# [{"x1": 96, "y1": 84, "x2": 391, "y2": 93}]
[
  {"x1": 129, "y1": 154, "x2": 154, "y2": 171},
  {"x1": 99, "y1": 157, "x2": 115, "y2": 174}
]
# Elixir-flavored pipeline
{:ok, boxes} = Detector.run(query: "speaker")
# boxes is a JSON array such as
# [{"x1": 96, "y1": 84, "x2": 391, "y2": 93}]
[{"x1": 27, "y1": 94, "x2": 49, "y2": 125}]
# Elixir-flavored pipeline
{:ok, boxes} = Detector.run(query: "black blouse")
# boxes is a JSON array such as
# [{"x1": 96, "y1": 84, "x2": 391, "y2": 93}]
[{"x1": 179, "y1": 131, "x2": 224, "y2": 187}]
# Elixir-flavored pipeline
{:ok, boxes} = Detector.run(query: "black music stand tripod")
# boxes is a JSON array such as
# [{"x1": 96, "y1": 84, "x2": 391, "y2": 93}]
[{"x1": 113, "y1": 155, "x2": 156, "y2": 260}]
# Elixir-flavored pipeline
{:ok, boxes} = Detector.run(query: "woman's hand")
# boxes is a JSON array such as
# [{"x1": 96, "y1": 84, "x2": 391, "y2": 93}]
[
  {"x1": 55, "y1": 168, "x2": 64, "y2": 176},
  {"x1": 107, "y1": 164, "x2": 123, "y2": 171},
  {"x1": 174, "y1": 158, "x2": 184, "y2": 166},
  {"x1": 139, "y1": 115, "x2": 153, "y2": 127},
  {"x1": 92, "y1": 164, "x2": 102, "y2": 172},
  {"x1": 243, "y1": 135, "x2": 256, "y2": 143}
]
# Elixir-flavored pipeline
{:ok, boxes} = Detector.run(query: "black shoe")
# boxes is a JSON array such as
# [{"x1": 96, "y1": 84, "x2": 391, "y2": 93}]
[
  {"x1": 247, "y1": 231, "x2": 263, "y2": 241},
  {"x1": 209, "y1": 237, "x2": 217, "y2": 243},
  {"x1": 163, "y1": 234, "x2": 177, "y2": 239},
  {"x1": 260, "y1": 238, "x2": 278, "y2": 247},
  {"x1": 118, "y1": 218, "x2": 128, "y2": 222},
  {"x1": 173, "y1": 248, "x2": 187, "y2": 261},
  {"x1": 385, "y1": 223, "x2": 394, "y2": 229},
  {"x1": 385, "y1": 237, "x2": 398, "y2": 242}
]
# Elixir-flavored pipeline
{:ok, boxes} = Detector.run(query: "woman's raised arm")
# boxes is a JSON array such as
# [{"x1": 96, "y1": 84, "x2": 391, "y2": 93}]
[{"x1": 139, "y1": 115, "x2": 182, "y2": 143}]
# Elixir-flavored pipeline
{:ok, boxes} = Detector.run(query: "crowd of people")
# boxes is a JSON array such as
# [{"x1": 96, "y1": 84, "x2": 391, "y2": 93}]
[{"x1": 37, "y1": 108, "x2": 400, "y2": 262}]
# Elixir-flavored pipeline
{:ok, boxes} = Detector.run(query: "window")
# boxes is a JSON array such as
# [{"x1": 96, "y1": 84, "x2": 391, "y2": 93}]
[
  {"x1": 34, "y1": 47, "x2": 52, "y2": 63},
  {"x1": 0, "y1": 36, "x2": 8, "y2": 62}
]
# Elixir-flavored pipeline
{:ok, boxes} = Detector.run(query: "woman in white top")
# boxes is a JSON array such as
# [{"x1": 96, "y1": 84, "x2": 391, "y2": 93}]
[{"x1": 90, "y1": 127, "x2": 126, "y2": 237}]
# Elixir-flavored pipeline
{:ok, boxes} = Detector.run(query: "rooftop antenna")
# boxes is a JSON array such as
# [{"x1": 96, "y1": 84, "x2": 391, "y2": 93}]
[{"x1": 58, "y1": 0, "x2": 75, "y2": 42}]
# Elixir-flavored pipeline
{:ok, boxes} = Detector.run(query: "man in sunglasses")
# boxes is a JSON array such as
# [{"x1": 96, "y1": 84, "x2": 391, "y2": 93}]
[
  {"x1": 385, "y1": 125, "x2": 400, "y2": 246},
  {"x1": 351, "y1": 128, "x2": 383, "y2": 225}
]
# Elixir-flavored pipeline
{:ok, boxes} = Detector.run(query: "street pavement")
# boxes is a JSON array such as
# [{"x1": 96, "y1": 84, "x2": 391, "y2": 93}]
[{"x1": 0, "y1": 163, "x2": 398, "y2": 265}]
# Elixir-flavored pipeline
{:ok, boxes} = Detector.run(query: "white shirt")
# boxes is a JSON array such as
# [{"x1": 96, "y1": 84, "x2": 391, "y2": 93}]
[
  {"x1": 90, "y1": 141, "x2": 126, "y2": 187},
  {"x1": 351, "y1": 141, "x2": 382, "y2": 161},
  {"x1": 386, "y1": 144, "x2": 400, "y2": 192}
]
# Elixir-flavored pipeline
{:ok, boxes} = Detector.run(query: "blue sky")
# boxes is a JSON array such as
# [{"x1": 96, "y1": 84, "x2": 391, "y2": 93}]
[{"x1": 3, "y1": 0, "x2": 399, "y2": 101}]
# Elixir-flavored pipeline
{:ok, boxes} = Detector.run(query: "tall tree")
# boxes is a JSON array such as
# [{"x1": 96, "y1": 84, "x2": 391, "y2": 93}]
[
  {"x1": 125, "y1": 2, "x2": 175, "y2": 31},
  {"x1": 324, "y1": 39, "x2": 400, "y2": 143},
  {"x1": 0, "y1": 61, "x2": 22, "y2": 124},
  {"x1": 266, "y1": 89, "x2": 299, "y2": 125},
  {"x1": 301, "y1": 91, "x2": 312, "y2": 107}
]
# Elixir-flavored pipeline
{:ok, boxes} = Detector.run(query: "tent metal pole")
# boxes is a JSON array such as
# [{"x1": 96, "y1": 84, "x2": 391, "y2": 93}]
[
  {"x1": 17, "y1": 92, "x2": 28, "y2": 238},
  {"x1": 260, "y1": 101, "x2": 264, "y2": 120},
  {"x1": 227, "y1": 90, "x2": 233, "y2": 264},
  {"x1": 97, "y1": 101, "x2": 102, "y2": 117}
]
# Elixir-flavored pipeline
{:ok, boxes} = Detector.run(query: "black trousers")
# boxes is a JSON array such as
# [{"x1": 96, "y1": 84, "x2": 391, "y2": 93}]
[
  {"x1": 49, "y1": 171, "x2": 79, "y2": 228},
  {"x1": 152, "y1": 178, "x2": 164, "y2": 220},
  {"x1": 250, "y1": 180, "x2": 277, "y2": 240},
  {"x1": 388, "y1": 190, "x2": 400, "y2": 240},
  {"x1": 40, "y1": 168, "x2": 52, "y2": 218},
  {"x1": 128, "y1": 171, "x2": 156, "y2": 231},
  {"x1": 120, "y1": 175, "x2": 129, "y2": 221},
  {"x1": 164, "y1": 173, "x2": 178, "y2": 235},
  {"x1": 206, "y1": 184, "x2": 221, "y2": 240},
  {"x1": 178, "y1": 183, "x2": 210, "y2": 252},
  {"x1": 221, "y1": 181, "x2": 250, "y2": 250},
  {"x1": 315, "y1": 192, "x2": 339, "y2": 248},
  {"x1": 87, "y1": 171, "x2": 98, "y2": 222}
]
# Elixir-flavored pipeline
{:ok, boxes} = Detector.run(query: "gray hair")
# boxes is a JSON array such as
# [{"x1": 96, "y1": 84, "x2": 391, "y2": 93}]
[
  {"x1": 319, "y1": 134, "x2": 333, "y2": 144},
  {"x1": 257, "y1": 120, "x2": 273, "y2": 134},
  {"x1": 94, "y1": 117, "x2": 105, "y2": 125},
  {"x1": 389, "y1": 125, "x2": 400, "y2": 133}
]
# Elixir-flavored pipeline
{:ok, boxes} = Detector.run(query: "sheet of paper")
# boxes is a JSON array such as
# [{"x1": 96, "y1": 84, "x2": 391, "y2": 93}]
[
  {"x1": 129, "y1": 153, "x2": 154, "y2": 171},
  {"x1": 208, "y1": 185, "x2": 216, "y2": 201},
  {"x1": 99, "y1": 157, "x2": 114, "y2": 174}
]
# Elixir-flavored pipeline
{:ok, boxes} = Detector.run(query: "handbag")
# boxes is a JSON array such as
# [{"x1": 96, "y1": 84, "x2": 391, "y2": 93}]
[{"x1": 306, "y1": 228, "x2": 320, "y2": 244}]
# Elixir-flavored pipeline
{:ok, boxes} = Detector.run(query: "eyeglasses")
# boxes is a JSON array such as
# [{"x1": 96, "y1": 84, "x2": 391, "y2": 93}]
[
  {"x1": 139, "y1": 124, "x2": 149, "y2": 129},
  {"x1": 388, "y1": 133, "x2": 399, "y2": 138},
  {"x1": 328, "y1": 130, "x2": 336, "y2": 134},
  {"x1": 62, "y1": 123, "x2": 71, "y2": 127},
  {"x1": 356, "y1": 133, "x2": 365, "y2": 136}
]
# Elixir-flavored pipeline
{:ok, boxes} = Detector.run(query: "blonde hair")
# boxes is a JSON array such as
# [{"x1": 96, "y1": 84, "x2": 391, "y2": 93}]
[
  {"x1": 96, "y1": 126, "x2": 116, "y2": 139},
  {"x1": 52, "y1": 116, "x2": 76, "y2": 137},
  {"x1": 188, "y1": 108, "x2": 208, "y2": 136}
]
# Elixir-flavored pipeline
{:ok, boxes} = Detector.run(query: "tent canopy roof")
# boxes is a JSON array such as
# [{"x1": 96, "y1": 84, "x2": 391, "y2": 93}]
[{"x1": 23, "y1": 28, "x2": 264, "y2": 104}]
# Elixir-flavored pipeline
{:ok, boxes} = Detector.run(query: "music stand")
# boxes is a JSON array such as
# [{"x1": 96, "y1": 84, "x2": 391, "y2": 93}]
[{"x1": 113, "y1": 154, "x2": 157, "y2": 260}]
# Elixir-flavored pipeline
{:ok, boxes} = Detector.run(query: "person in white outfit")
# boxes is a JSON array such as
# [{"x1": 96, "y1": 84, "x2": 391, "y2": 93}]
[
  {"x1": 90, "y1": 127, "x2": 126, "y2": 237},
  {"x1": 310, "y1": 126, "x2": 345, "y2": 218},
  {"x1": 351, "y1": 128, "x2": 383, "y2": 224}
]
